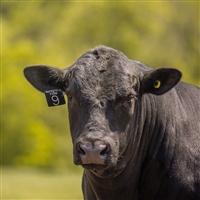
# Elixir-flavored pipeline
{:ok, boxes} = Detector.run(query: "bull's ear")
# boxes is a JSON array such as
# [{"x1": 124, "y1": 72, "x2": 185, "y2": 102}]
[
  {"x1": 24, "y1": 65, "x2": 65, "y2": 92},
  {"x1": 140, "y1": 68, "x2": 182, "y2": 95}
]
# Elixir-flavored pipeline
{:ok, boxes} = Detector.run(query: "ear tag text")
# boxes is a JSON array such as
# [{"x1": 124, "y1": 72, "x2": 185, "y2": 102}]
[
  {"x1": 45, "y1": 89, "x2": 66, "y2": 107},
  {"x1": 153, "y1": 80, "x2": 161, "y2": 89}
]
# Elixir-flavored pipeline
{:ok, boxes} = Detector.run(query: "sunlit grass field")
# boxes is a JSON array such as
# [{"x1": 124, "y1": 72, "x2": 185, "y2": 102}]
[{"x1": 2, "y1": 168, "x2": 83, "y2": 200}]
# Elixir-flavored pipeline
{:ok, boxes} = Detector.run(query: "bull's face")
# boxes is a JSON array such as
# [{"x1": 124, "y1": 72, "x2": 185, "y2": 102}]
[
  {"x1": 24, "y1": 46, "x2": 181, "y2": 174},
  {"x1": 66, "y1": 50, "x2": 138, "y2": 171}
]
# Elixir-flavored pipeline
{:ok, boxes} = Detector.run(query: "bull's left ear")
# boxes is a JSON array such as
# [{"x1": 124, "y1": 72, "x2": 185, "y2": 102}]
[
  {"x1": 140, "y1": 68, "x2": 182, "y2": 95},
  {"x1": 24, "y1": 65, "x2": 65, "y2": 92}
]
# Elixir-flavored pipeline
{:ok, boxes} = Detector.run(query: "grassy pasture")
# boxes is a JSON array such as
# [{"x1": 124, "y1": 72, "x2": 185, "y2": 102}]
[{"x1": 1, "y1": 168, "x2": 83, "y2": 200}]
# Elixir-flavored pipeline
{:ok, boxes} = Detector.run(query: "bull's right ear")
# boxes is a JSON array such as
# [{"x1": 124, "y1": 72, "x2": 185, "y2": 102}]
[
  {"x1": 24, "y1": 65, "x2": 65, "y2": 92},
  {"x1": 140, "y1": 68, "x2": 182, "y2": 95}
]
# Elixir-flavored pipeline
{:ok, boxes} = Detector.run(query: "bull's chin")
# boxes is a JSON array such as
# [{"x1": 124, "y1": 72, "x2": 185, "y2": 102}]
[
  {"x1": 81, "y1": 163, "x2": 108, "y2": 171},
  {"x1": 81, "y1": 163, "x2": 122, "y2": 178}
]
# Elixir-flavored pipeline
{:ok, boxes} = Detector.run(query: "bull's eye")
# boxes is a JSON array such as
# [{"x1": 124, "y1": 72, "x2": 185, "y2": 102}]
[
  {"x1": 128, "y1": 94, "x2": 135, "y2": 102},
  {"x1": 127, "y1": 98, "x2": 132, "y2": 103},
  {"x1": 122, "y1": 99, "x2": 132, "y2": 107}
]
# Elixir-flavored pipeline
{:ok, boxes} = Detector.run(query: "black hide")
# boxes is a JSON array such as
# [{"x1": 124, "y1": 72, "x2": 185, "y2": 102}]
[{"x1": 24, "y1": 46, "x2": 200, "y2": 200}]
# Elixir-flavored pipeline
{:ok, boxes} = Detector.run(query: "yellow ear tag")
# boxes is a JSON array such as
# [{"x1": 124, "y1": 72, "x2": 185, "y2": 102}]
[{"x1": 153, "y1": 80, "x2": 161, "y2": 89}]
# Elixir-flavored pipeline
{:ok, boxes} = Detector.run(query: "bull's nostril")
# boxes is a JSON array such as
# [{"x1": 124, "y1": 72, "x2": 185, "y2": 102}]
[
  {"x1": 77, "y1": 144, "x2": 86, "y2": 155},
  {"x1": 100, "y1": 146, "x2": 110, "y2": 156}
]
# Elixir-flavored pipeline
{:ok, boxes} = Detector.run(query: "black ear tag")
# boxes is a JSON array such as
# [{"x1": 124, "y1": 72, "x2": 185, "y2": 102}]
[{"x1": 44, "y1": 89, "x2": 66, "y2": 107}]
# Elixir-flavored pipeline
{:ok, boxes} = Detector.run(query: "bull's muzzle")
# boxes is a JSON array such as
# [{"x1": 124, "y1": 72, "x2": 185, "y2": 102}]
[{"x1": 77, "y1": 141, "x2": 110, "y2": 165}]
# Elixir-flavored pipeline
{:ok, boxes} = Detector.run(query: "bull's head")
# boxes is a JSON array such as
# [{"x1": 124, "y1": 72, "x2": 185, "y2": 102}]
[{"x1": 24, "y1": 46, "x2": 181, "y2": 175}]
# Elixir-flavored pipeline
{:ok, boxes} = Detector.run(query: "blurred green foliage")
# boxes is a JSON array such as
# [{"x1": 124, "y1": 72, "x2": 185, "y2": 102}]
[{"x1": 1, "y1": 1, "x2": 199, "y2": 170}]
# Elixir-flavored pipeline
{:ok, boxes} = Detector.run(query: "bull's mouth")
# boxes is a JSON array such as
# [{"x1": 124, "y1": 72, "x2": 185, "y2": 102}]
[{"x1": 82, "y1": 164, "x2": 107, "y2": 170}]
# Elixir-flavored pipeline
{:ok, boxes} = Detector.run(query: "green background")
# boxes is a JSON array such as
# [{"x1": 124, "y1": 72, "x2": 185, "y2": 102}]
[{"x1": 1, "y1": 1, "x2": 199, "y2": 199}]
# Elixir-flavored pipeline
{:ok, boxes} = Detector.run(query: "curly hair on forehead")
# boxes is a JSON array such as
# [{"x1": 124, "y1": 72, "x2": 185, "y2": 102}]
[{"x1": 63, "y1": 46, "x2": 141, "y2": 101}]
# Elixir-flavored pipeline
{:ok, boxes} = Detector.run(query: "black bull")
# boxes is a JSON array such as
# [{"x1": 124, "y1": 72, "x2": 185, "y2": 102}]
[{"x1": 24, "y1": 46, "x2": 200, "y2": 200}]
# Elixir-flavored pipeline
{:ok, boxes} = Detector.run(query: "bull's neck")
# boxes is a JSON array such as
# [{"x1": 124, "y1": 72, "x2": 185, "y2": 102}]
[{"x1": 83, "y1": 93, "x2": 168, "y2": 200}]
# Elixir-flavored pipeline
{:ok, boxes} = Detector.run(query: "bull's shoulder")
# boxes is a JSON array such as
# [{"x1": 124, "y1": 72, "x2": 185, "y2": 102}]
[
  {"x1": 144, "y1": 81, "x2": 200, "y2": 197},
  {"x1": 159, "y1": 82, "x2": 200, "y2": 195}
]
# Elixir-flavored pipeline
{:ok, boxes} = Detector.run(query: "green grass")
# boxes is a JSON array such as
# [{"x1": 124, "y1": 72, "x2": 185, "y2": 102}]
[{"x1": 1, "y1": 168, "x2": 83, "y2": 200}]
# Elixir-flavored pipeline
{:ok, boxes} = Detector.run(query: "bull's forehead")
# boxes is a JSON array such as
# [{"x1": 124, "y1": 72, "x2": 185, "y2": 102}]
[{"x1": 69, "y1": 46, "x2": 134, "y2": 100}]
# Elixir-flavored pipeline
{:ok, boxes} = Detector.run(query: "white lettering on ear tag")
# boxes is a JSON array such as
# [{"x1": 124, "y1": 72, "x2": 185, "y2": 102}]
[{"x1": 44, "y1": 89, "x2": 66, "y2": 107}]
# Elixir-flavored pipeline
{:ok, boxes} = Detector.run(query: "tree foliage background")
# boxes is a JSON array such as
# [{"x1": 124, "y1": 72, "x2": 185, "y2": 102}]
[{"x1": 1, "y1": 1, "x2": 199, "y2": 170}]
